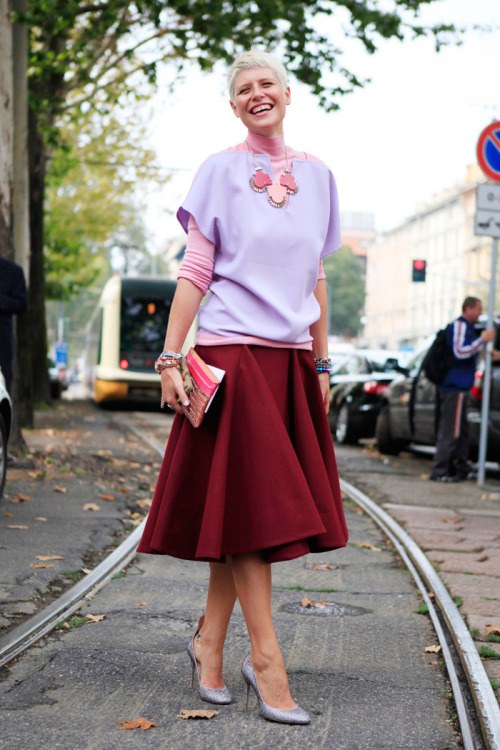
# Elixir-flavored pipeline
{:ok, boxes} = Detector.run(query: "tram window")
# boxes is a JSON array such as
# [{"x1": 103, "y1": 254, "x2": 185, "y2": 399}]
[{"x1": 120, "y1": 296, "x2": 172, "y2": 355}]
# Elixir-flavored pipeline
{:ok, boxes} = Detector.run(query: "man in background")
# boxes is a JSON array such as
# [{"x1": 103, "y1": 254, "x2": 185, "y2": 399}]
[
  {"x1": 0, "y1": 255, "x2": 27, "y2": 393},
  {"x1": 430, "y1": 296, "x2": 496, "y2": 482}
]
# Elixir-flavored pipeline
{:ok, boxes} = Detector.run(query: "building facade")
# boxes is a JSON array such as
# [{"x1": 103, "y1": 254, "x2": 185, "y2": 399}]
[{"x1": 364, "y1": 166, "x2": 495, "y2": 352}]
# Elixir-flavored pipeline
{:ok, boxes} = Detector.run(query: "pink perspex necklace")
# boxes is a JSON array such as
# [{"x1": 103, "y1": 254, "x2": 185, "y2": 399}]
[{"x1": 248, "y1": 143, "x2": 299, "y2": 208}]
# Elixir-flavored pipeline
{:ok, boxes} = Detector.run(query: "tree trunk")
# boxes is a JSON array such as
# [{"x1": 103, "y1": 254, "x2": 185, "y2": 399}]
[{"x1": 27, "y1": 105, "x2": 52, "y2": 407}]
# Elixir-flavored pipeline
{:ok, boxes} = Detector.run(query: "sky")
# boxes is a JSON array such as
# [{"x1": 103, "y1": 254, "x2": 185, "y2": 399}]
[{"x1": 144, "y1": 0, "x2": 500, "y2": 249}]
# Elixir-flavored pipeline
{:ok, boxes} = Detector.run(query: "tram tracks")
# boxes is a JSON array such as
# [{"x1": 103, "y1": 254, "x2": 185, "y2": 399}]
[{"x1": 1, "y1": 412, "x2": 499, "y2": 748}]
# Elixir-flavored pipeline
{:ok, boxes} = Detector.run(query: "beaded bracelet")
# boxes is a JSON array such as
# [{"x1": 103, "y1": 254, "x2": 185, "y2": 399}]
[
  {"x1": 154, "y1": 350, "x2": 182, "y2": 373},
  {"x1": 314, "y1": 356, "x2": 332, "y2": 374}
]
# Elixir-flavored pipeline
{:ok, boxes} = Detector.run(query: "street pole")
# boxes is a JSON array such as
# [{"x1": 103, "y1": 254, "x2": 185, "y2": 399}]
[{"x1": 477, "y1": 237, "x2": 498, "y2": 486}]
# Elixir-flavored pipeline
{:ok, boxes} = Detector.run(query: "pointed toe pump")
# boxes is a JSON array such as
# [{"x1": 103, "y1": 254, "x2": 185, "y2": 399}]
[
  {"x1": 241, "y1": 653, "x2": 310, "y2": 725},
  {"x1": 187, "y1": 620, "x2": 232, "y2": 705}
]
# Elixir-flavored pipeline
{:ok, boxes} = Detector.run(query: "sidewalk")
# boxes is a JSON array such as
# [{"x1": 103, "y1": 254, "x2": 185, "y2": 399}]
[{"x1": 0, "y1": 402, "x2": 461, "y2": 749}]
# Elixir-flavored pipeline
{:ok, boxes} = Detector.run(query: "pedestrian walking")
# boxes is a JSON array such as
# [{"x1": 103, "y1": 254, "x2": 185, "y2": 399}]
[
  {"x1": 0, "y1": 255, "x2": 27, "y2": 394},
  {"x1": 430, "y1": 296, "x2": 497, "y2": 482},
  {"x1": 138, "y1": 49, "x2": 348, "y2": 724}
]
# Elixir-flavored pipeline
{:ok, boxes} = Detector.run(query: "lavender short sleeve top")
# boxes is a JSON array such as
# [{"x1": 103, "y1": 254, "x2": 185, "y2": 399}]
[{"x1": 177, "y1": 143, "x2": 341, "y2": 346}]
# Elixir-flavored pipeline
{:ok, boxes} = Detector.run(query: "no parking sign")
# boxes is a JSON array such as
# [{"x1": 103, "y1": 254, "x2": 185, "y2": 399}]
[{"x1": 476, "y1": 121, "x2": 500, "y2": 182}]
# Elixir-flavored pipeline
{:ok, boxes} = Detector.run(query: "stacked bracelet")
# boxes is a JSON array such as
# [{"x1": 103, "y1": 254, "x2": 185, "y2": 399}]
[
  {"x1": 314, "y1": 356, "x2": 332, "y2": 374},
  {"x1": 154, "y1": 350, "x2": 182, "y2": 373}
]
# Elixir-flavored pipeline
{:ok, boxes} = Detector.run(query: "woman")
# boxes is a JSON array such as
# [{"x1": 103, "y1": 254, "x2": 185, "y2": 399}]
[{"x1": 137, "y1": 49, "x2": 348, "y2": 725}]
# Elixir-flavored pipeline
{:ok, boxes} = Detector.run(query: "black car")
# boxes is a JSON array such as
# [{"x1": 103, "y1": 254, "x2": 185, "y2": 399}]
[
  {"x1": 375, "y1": 337, "x2": 500, "y2": 464},
  {"x1": 328, "y1": 349, "x2": 410, "y2": 444}
]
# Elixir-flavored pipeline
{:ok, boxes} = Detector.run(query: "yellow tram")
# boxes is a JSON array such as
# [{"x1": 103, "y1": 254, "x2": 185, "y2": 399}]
[{"x1": 85, "y1": 275, "x2": 181, "y2": 404}]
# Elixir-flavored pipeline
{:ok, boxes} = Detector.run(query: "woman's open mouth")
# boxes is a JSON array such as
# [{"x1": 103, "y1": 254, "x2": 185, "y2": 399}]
[{"x1": 250, "y1": 104, "x2": 273, "y2": 115}]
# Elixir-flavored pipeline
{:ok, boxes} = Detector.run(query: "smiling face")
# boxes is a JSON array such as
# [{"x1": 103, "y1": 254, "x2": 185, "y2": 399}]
[{"x1": 230, "y1": 66, "x2": 291, "y2": 138}]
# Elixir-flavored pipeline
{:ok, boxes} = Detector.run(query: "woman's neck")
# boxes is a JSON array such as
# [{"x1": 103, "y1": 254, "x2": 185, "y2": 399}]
[{"x1": 246, "y1": 130, "x2": 285, "y2": 158}]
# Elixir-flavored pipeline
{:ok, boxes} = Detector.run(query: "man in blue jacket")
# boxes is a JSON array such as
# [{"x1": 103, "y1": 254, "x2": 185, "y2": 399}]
[
  {"x1": 430, "y1": 297, "x2": 496, "y2": 482},
  {"x1": 0, "y1": 256, "x2": 27, "y2": 393}
]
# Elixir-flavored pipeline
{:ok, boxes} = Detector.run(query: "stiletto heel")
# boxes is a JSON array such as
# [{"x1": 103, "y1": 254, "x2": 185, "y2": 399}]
[
  {"x1": 187, "y1": 617, "x2": 232, "y2": 705},
  {"x1": 241, "y1": 653, "x2": 310, "y2": 725}
]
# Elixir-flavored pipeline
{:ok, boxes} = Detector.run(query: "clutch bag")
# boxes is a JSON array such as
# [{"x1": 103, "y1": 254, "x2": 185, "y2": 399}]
[{"x1": 182, "y1": 348, "x2": 223, "y2": 428}]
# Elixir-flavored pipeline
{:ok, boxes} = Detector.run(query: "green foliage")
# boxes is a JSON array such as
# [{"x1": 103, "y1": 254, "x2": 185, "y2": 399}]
[
  {"x1": 17, "y1": 0, "x2": 466, "y2": 128},
  {"x1": 478, "y1": 645, "x2": 500, "y2": 660},
  {"x1": 491, "y1": 679, "x2": 499, "y2": 691},
  {"x1": 414, "y1": 602, "x2": 429, "y2": 615},
  {"x1": 323, "y1": 246, "x2": 365, "y2": 337},
  {"x1": 44, "y1": 108, "x2": 163, "y2": 300}
]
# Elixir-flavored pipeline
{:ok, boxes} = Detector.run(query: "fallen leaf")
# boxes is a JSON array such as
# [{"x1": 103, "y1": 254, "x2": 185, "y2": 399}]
[
  {"x1": 83, "y1": 503, "x2": 101, "y2": 511},
  {"x1": 313, "y1": 600, "x2": 327, "y2": 609},
  {"x1": 7, "y1": 524, "x2": 28, "y2": 529},
  {"x1": 82, "y1": 567, "x2": 92, "y2": 574},
  {"x1": 119, "y1": 487, "x2": 129, "y2": 494},
  {"x1": 4, "y1": 512, "x2": 13, "y2": 517},
  {"x1": 35, "y1": 517, "x2": 47, "y2": 522},
  {"x1": 53, "y1": 486, "x2": 68, "y2": 493},
  {"x1": 354, "y1": 542, "x2": 382, "y2": 551},
  {"x1": 135, "y1": 602, "x2": 147, "y2": 606},
  {"x1": 486, "y1": 625, "x2": 500, "y2": 637},
  {"x1": 312, "y1": 563, "x2": 337, "y2": 571},
  {"x1": 36, "y1": 555, "x2": 64, "y2": 561},
  {"x1": 116, "y1": 718, "x2": 157, "y2": 731},
  {"x1": 301, "y1": 597, "x2": 314, "y2": 607},
  {"x1": 136, "y1": 499, "x2": 152, "y2": 509},
  {"x1": 353, "y1": 506, "x2": 364, "y2": 514},
  {"x1": 442, "y1": 518, "x2": 463, "y2": 524},
  {"x1": 100, "y1": 494, "x2": 116, "y2": 501},
  {"x1": 177, "y1": 709, "x2": 218, "y2": 720},
  {"x1": 31, "y1": 563, "x2": 54, "y2": 569},
  {"x1": 85, "y1": 614, "x2": 105, "y2": 622},
  {"x1": 11, "y1": 493, "x2": 31, "y2": 503},
  {"x1": 425, "y1": 645, "x2": 442, "y2": 654}
]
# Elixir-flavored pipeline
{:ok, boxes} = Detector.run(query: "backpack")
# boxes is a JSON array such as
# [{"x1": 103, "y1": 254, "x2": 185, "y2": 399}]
[{"x1": 422, "y1": 326, "x2": 456, "y2": 385}]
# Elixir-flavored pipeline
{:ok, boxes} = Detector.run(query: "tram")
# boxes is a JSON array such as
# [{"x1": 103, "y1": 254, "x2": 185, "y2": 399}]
[{"x1": 84, "y1": 275, "x2": 182, "y2": 404}]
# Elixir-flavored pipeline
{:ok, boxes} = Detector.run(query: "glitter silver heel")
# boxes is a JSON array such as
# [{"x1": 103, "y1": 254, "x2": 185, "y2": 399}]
[
  {"x1": 241, "y1": 653, "x2": 310, "y2": 724},
  {"x1": 187, "y1": 619, "x2": 232, "y2": 705}
]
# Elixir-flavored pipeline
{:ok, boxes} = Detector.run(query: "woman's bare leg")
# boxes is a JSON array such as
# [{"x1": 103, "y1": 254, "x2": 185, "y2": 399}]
[
  {"x1": 194, "y1": 560, "x2": 237, "y2": 688},
  {"x1": 230, "y1": 552, "x2": 295, "y2": 709}
]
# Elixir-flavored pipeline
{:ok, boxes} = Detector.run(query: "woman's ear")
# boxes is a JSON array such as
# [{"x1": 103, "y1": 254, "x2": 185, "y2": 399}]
[
  {"x1": 229, "y1": 100, "x2": 239, "y2": 118},
  {"x1": 285, "y1": 86, "x2": 291, "y2": 105}
]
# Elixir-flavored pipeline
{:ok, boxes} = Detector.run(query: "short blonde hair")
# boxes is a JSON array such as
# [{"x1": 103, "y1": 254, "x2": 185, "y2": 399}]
[{"x1": 227, "y1": 50, "x2": 288, "y2": 103}]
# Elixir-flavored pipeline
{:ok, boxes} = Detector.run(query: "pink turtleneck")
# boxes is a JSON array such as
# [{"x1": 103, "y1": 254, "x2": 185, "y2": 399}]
[{"x1": 177, "y1": 131, "x2": 327, "y2": 349}]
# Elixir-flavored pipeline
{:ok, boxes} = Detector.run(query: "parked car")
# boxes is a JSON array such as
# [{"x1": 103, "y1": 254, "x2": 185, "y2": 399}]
[
  {"x1": 375, "y1": 332, "x2": 500, "y2": 464},
  {"x1": 48, "y1": 357, "x2": 68, "y2": 399},
  {"x1": 0, "y1": 368, "x2": 12, "y2": 499},
  {"x1": 328, "y1": 349, "x2": 408, "y2": 444}
]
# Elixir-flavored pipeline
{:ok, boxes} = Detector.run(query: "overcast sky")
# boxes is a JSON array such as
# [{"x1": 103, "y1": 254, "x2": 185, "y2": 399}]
[{"x1": 145, "y1": 0, "x2": 500, "y2": 248}]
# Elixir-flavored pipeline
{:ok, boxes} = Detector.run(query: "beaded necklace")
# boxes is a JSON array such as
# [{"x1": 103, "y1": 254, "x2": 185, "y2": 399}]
[{"x1": 247, "y1": 143, "x2": 299, "y2": 208}]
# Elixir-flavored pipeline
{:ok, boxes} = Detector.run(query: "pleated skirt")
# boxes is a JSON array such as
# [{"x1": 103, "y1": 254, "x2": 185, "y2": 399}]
[{"x1": 137, "y1": 345, "x2": 348, "y2": 563}]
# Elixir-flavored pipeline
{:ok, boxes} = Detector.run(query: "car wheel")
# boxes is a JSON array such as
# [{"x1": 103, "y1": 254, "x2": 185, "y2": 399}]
[
  {"x1": 335, "y1": 403, "x2": 359, "y2": 445},
  {"x1": 0, "y1": 413, "x2": 7, "y2": 500},
  {"x1": 375, "y1": 404, "x2": 401, "y2": 456}
]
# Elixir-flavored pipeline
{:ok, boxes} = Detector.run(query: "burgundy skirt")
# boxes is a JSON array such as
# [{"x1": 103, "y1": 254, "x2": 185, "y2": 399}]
[{"x1": 137, "y1": 345, "x2": 348, "y2": 563}]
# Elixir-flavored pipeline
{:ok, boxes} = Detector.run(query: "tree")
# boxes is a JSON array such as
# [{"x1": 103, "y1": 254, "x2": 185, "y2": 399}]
[
  {"x1": 44, "y1": 108, "x2": 162, "y2": 300},
  {"x1": 323, "y1": 246, "x2": 365, "y2": 338},
  {"x1": 13, "y1": 0, "x2": 464, "y2": 425}
]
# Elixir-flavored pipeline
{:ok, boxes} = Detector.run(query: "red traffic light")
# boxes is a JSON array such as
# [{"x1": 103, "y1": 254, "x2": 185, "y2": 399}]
[{"x1": 412, "y1": 259, "x2": 426, "y2": 282}]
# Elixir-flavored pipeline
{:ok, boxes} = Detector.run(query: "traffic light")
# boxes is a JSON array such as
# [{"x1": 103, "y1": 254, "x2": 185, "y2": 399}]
[{"x1": 412, "y1": 259, "x2": 426, "y2": 282}]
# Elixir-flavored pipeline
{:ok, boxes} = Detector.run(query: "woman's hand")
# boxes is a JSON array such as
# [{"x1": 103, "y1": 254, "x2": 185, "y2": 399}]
[
  {"x1": 318, "y1": 372, "x2": 330, "y2": 414},
  {"x1": 161, "y1": 367, "x2": 190, "y2": 415}
]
